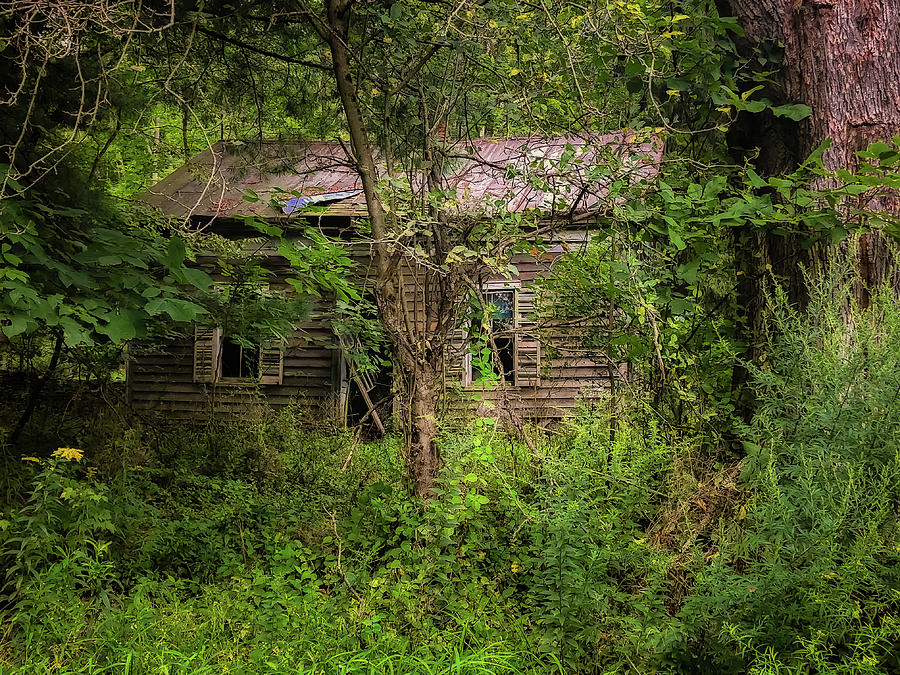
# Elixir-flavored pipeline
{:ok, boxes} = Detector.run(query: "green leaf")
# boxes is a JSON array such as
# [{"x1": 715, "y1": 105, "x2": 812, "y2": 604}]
[
  {"x1": 746, "y1": 169, "x2": 768, "y2": 188},
  {"x1": 3, "y1": 314, "x2": 29, "y2": 338},
  {"x1": 670, "y1": 297, "x2": 695, "y2": 315},
  {"x1": 665, "y1": 78, "x2": 690, "y2": 92},
  {"x1": 828, "y1": 226, "x2": 849, "y2": 244},
  {"x1": 59, "y1": 317, "x2": 91, "y2": 345},
  {"x1": 178, "y1": 267, "x2": 213, "y2": 291},
  {"x1": 738, "y1": 99, "x2": 767, "y2": 113},
  {"x1": 668, "y1": 229, "x2": 687, "y2": 251},
  {"x1": 99, "y1": 313, "x2": 138, "y2": 342},
  {"x1": 771, "y1": 103, "x2": 812, "y2": 121},
  {"x1": 166, "y1": 236, "x2": 187, "y2": 270},
  {"x1": 687, "y1": 183, "x2": 702, "y2": 201},
  {"x1": 676, "y1": 260, "x2": 702, "y2": 283},
  {"x1": 145, "y1": 298, "x2": 206, "y2": 322},
  {"x1": 703, "y1": 176, "x2": 728, "y2": 200}
]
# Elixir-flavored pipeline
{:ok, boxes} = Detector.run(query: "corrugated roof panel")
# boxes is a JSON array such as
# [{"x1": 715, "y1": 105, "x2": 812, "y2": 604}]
[{"x1": 140, "y1": 134, "x2": 661, "y2": 221}]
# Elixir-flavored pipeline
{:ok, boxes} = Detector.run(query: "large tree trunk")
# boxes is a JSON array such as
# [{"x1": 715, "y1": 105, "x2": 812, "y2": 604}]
[
  {"x1": 726, "y1": 0, "x2": 900, "y2": 303},
  {"x1": 724, "y1": 0, "x2": 900, "y2": 418}
]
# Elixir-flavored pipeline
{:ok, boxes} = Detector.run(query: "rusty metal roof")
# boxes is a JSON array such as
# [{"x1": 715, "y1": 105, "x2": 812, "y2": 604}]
[{"x1": 139, "y1": 133, "x2": 661, "y2": 221}]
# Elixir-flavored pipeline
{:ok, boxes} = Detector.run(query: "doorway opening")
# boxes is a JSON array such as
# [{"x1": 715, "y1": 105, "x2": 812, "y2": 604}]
[{"x1": 346, "y1": 361, "x2": 393, "y2": 438}]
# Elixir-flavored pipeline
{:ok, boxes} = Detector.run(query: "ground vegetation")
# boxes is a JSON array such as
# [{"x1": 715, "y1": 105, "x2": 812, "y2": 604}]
[{"x1": 2, "y1": 0, "x2": 900, "y2": 670}]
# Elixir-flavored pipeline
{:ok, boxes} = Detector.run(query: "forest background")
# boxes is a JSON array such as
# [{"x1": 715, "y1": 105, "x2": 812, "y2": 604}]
[{"x1": 2, "y1": 0, "x2": 900, "y2": 671}]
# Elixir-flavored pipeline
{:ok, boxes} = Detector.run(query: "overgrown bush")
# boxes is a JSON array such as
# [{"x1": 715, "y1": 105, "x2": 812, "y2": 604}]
[
  {"x1": 1, "y1": 449, "x2": 116, "y2": 637},
  {"x1": 678, "y1": 277, "x2": 900, "y2": 673},
  {"x1": 5, "y1": 280, "x2": 900, "y2": 674}
]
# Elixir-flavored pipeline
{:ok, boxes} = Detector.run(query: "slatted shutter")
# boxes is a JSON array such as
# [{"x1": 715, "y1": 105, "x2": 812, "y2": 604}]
[
  {"x1": 516, "y1": 290, "x2": 541, "y2": 387},
  {"x1": 445, "y1": 328, "x2": 471, "y2": 387},
  {"x1": 258, "y1": 344, "x2": 284, "y2": 385},
  {"x1": 193, "y1": 326, "x2": 222, "y2": 383}
]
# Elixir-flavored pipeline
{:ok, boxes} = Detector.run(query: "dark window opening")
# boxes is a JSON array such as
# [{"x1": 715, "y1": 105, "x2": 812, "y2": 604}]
[
  {"x1": 346, "y1": 364, "x2": 393, "y2": 438},
  {"x1": 221, "y1": 338, "x2": 260, "y2": 379},
  {"x1": 492, "y1": 336, "x2": 516, "y2": 384},
  {"x1": 344, "y1": 294, "x2": 393, "y2": 437},
  {"x1": 470, "y1": 289, "x2": 516, "y2": 385}
]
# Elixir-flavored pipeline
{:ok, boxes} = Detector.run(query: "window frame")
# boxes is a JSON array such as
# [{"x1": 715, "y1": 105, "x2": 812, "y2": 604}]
[
  {"x1": 465, "y1": 280, "x2": 523, "y2": 388},
  {"x1": 218, "y1": 335, "x2": 263, "y2": 384},
  {"x1": 193, "y1": 325, "x2": 284, "y2": 386}
]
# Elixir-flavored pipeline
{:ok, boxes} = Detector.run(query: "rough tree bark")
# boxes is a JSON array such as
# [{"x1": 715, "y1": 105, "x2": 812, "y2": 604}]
[
  {"x1": 726, "y1": 0, "x2": 900, "y2": 303},
  {"x1": 722, "y1": 0, "x2": 900, "y2": 418}
]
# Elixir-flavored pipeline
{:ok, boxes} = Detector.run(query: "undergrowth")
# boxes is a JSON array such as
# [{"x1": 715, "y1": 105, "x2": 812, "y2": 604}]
[{"x1": 1, "y1": 277, "x2": 900, "y2": 673}]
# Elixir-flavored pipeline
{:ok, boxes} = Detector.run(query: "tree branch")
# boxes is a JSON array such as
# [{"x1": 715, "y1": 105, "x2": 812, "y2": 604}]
[{"x1": 193, "y1": 25, "x2": 331, "y2": 71}]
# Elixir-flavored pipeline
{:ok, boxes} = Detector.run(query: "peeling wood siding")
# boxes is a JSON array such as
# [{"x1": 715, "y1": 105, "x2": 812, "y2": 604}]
[
  {"x1": 129, "y1": 318, "x2": 341, "y2": 420},
  {"x1": 440, "y1": 251, "x2": 616, "y2": 418},
  {"x1": 128, "y1": 227, "x2": 617, "y2": 421}
]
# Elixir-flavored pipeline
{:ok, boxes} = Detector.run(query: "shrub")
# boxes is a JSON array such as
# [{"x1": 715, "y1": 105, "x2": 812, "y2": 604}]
[
  {"x1": 679, "y1": 278, "x2": 900, "y2": 672},
  {"x1": 1, "y1": 449, "x2": 116, "y2": 633}
]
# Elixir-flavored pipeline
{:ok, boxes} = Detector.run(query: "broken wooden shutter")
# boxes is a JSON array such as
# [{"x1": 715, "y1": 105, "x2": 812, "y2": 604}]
[
  {"x1": 516, "y1": 289, "x2": 541, "y2": 387},
  {"x1": 258, "y1": 344, "x2": 284, "y2": 385},
  {"x1": 193, "y1": 326, "x2": 222, "y2": 383},
  {"x1": 445, "y1": 327, "x2": 471, "y2": 387}
]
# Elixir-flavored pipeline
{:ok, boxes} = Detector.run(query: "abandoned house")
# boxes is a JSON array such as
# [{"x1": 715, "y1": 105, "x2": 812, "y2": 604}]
[{"x1": 130, "y1": 134, "x2": 661, "y2": 424}]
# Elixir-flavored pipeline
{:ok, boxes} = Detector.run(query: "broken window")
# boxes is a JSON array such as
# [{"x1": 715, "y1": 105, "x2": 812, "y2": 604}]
[
  {"x1": 220, "y1": 337, "x2": 261, "y2": 380},
  {"x1": 457, "y1": 283, "x2": 540, "y2": 388},
  {"x1": 481, "y1": 289, "x2": 516, "y2": 384},
  {"x1": 193, "y1": 326, "x2": 283, "y2": 385}
]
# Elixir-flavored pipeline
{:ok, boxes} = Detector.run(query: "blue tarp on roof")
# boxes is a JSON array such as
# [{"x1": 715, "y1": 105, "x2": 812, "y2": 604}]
[{"x1": 282, "y1": 189, "x2": 362, "y2": 215}]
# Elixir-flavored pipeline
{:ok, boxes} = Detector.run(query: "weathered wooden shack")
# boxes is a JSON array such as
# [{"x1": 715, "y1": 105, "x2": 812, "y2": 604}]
[{"x1": 130, "y1": 134, "x2": 660, "y2": 424}]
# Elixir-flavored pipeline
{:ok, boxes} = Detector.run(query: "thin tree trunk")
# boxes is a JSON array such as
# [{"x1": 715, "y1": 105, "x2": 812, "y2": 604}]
[
  {"x1": 8, "y1": 330, "x2": 64, "y2": 446},
  {"x1": 406, "y1": 359, "x2": 441, "y2": 497},
  {"x1": 323, "y1": 0, "x2": 440, "y2": 497}
]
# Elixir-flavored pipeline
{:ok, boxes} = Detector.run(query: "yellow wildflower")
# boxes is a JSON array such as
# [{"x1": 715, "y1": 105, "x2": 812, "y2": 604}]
[
  {"x1": 52, "y1": 447, "x2": 84, "y2": 462},
  {"x1": 511, "y1": 561, "x2": 520, "y2": 573},
  {"x1": 21, "y1": 456, "x2": 42, "y2": 463}
]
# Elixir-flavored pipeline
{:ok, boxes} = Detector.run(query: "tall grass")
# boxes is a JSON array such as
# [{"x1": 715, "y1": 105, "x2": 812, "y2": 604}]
[{"x1": 4, "y1": 273, "x2": 900, "y2": 673}]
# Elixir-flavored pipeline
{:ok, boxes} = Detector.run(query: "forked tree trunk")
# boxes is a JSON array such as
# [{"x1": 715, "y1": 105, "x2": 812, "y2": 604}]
[
  {"x1": 323, "y1": 0, "x2": 441, "y2": 497},
  {"x1": 726, "y1": 0, "x2": 900, "y2": 302}
]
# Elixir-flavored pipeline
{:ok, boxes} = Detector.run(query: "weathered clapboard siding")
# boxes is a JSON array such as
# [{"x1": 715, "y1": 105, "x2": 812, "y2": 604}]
[
  {"x1": 129, "y1": 313, "x2": 341, "y2": 420},
  {"x1": 127, "y1": 220, "x2": 618, "y2": 422},
  {"x1": 444, "y1": 352, "x2": 617, "y2": 419},
  {"x1": 436, "y1": 243, "x2": 617, "y2": 419}
]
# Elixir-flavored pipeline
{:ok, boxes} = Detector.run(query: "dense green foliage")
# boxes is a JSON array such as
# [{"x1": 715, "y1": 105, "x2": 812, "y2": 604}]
[
  {"x1": 3, "y1": 0, "x2": 900, "y2": 670},
  {"x1": 2, "y1": 276, "x2": 899, "y2": 673}
]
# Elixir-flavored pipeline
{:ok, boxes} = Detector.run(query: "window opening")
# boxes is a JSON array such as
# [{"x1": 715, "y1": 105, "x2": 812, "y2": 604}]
[
  {"x1": 220, "y1": 337, "x2": 260, "y2": 380},
  {"x1": 480, "y1": 289, "x2": 516, "y2": 385},
  {"x1": 340, "y1": 291, "x2": 392, "y2": 436}
]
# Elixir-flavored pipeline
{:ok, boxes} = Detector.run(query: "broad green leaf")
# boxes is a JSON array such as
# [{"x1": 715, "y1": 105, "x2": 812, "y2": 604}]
[
  {"x1": 746, "y1": 169, "x2": 768, "y2": 188},
  {"x1": 2, "y1": 314, "x2": 29, "y2": 338},
  {"x1": 178, "y1": 267, "x2": 213, "y2": 291},
  {"x1": 771, "y1": 103, "x2": 812, "y2": 121},
  {"x1": 676, "y1": 260, "x2": 702, "y2": 283},
  {"x1": 668, "y1": 229, "x2": 687, "y2": 251},
  {"x1": 166, "y1": 236, "x2": 187, "y2": 270},
  {"x1": 100, "y1": 313, "x2": 138, "y2": 342}
]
